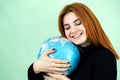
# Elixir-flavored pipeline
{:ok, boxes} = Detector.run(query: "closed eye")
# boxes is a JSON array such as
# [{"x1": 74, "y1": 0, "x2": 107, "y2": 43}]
[
  {"x1": 64, "y1": 24, "x2": 70, "y2": 30},
  {"x1": 75, "y1": 22, "x2": 81, "y2": 26},
  {"x1": 74, "y1": 19, "x2": 82, "y2": 26}
]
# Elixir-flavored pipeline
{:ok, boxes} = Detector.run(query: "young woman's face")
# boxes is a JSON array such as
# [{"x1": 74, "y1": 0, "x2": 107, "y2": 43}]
[{"x1": 63, "y1": 12, "x2": 91, "y2": 47}]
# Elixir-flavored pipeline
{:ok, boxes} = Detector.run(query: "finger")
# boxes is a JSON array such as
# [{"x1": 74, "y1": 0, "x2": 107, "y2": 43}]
[
  {"x1": 47, "y1": 73, "x2": 58, "y2": 78},
  {"x1": 52, "y1": 59, "x2": 69, "y2": 64},
  {"x1": 43, "y1": 49, "x2": 55, "y2": 56},
  {"x1": 43, "y1": 75, "x2": 56, "y2": 80},
  {"x1": 47, "y1": 67, "x2": 68, "y2": 74},
  {"x1": 45, "y1": 73, "x2": 60, "y2": 80},
  {"x1": 47, "y1": 66, "x2": 68, "y2": 72},
  {"x1": 53, "y1": 67, "x2": 69, "y2": 72},
  {"x1": 54, "y1": 63, "x2": 71, "y2": 68},
  {"x1": 49, "y1": 63, "x2": 69, "y2": 72},
  {"x1": 50, "y1": 71, "x2": 64, "y2": 75},
  {"x1": 47, "y1": 73, "x2": 55, "y2": 77}
]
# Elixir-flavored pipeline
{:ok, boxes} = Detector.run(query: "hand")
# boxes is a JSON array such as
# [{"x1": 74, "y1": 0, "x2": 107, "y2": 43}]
[
  {"x1": 43, "y1": 73, "x2": 70, "y2": 80},
  {"x1": 33, "y1": 49, "x2": 70, "y2": 74}
]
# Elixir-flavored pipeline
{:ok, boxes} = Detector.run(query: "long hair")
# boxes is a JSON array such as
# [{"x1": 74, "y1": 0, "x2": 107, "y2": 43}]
[{"x1": 58, "y1": 2, "x2": 119, "y2": 60}]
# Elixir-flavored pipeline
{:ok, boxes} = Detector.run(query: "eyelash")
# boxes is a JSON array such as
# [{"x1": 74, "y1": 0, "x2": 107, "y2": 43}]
[
  {"x1": 64, "y1": 22, "x2": 82, "y2": 30},
  {"x1": 75, "y1": 22, "x2": 81, "y2": 25},
  {"x1": 64, "y1": 26, "x2": 70, "y2": 30}
]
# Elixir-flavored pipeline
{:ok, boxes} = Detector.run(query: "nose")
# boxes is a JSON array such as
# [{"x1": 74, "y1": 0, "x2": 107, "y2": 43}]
[{"x1": 71, "y1": 27, "x2": 77, "y2": 33}]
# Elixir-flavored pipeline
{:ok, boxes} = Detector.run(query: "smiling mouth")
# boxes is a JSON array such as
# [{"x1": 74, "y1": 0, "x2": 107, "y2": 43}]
[{"x1": 71, "y1": 32, "x2": 83, "y2": 39}]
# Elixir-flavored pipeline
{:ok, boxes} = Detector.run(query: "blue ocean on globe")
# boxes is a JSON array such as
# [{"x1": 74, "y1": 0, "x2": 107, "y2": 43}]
[{"x1": 37, "y1": 36, "x2": 80, "y2": 75}]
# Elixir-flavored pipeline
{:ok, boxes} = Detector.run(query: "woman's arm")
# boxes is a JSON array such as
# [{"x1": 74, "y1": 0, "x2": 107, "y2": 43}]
[
  {"x1": 28, "y1": 64, "x2": 44, "y2": 80},
  {"x1": 28, "y1": 49, "x2": 70, "y2": 80}
]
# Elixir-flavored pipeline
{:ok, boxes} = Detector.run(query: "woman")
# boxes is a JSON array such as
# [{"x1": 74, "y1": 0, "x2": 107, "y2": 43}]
[{"x1": 28, "y1": 2, "x2": 119, "y2": 80}]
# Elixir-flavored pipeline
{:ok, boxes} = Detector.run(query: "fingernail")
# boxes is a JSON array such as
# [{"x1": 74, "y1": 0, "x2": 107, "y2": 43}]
[
  {"x1": 52, "y1": 48, "x2": 56, "y2": 51},
  {"x1": 67, "y1": 61, "x2": 70, "y2": 64}
]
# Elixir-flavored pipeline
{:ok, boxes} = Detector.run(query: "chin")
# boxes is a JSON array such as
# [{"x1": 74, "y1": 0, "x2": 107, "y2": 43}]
[
  {"x1": 72, "y1": 41, "x2": 82, "y2": 45},
  {"x1": 72, "y1": 40, "x2": 88, "y2": 47}
]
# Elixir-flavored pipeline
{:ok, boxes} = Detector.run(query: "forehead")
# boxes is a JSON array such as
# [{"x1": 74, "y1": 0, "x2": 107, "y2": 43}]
[{"x1": 63, "y1": 12, "x2": 79, "y2": 24}]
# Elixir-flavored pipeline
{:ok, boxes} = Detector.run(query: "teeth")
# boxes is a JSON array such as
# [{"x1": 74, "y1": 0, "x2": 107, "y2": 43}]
[
  {"x1": 74, "y1": 34, "x2": 80, "y2": 38},
  {"x1": 71, "y1": 34, "x2": 80, "y2": 38},
  {"x1": 71, "y1": 32, "x2": 83, "y2": 38}
]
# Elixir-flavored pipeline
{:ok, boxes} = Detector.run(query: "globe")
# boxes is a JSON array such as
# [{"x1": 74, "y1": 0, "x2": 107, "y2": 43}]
[{"x1": 37, "y1": 36, "x2": 80, "y2": 75}]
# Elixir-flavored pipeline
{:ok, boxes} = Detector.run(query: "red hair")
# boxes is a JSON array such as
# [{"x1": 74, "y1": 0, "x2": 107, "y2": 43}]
[{"x1": 58, "y1": 2, "x2": 119, "y2": 60}]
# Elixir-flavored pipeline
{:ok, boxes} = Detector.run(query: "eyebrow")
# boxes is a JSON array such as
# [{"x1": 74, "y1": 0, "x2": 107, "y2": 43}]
[{"x1": 63, "y1": 18, "x2": 80, "y2": 27}]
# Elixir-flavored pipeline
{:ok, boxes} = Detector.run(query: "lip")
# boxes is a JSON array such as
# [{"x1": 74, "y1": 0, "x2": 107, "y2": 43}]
[{"x1": 71, "y1": 32, "x2": 83, "y2": 39}]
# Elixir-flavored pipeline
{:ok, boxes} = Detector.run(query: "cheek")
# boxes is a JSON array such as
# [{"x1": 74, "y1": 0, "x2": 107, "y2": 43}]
[{"x1": 64, "y1": 30, "x2": 69, "y2": 38}]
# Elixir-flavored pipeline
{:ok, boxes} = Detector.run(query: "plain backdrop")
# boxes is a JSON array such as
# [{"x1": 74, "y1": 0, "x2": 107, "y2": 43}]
[{"x1": 0, "y1": 0, "x2": 120, "y2": 80}]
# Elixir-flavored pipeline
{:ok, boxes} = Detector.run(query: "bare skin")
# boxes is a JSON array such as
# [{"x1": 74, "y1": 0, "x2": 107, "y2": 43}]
[
  {"x1": 43, "y1": 73, "x2": 71, "y2": 80},
  {"x1": 33, "y1": 49, "x2": 70, "y2": 74}
]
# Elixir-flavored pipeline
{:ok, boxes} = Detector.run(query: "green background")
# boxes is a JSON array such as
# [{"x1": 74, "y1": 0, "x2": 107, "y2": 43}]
[{"x1": 0, "y1": 0, "x2": 120, "y2": 80}]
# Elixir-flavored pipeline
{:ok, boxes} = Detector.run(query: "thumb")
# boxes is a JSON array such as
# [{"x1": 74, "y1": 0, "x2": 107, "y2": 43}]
[{"x1": 43, "y1": 48, "x2": 56, "y2": 56}]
